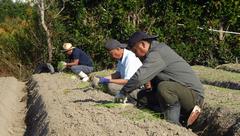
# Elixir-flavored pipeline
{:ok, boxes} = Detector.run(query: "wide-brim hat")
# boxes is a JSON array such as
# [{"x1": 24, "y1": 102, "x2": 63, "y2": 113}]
[
  {"x1": 105, "y1": 39, "x2": 127, "y2": 50},
  {"x1": 128, "y1": 31, "x2": 158, "y2": 49},
  {"x1": 62, "y1": 43, "x2": 75, "y2": 52}
]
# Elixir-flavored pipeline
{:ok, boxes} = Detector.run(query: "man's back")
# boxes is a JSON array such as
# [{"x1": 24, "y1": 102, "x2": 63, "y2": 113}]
[
  {"x1": 145, "y1": 41, "x2": 204, "y2": 97},
  {"x1": 69, "y1": 48, "x2": 93, "y2": 67},
  {"x1": 117, "y1": 49, "x2": 142, "y2": 79}
]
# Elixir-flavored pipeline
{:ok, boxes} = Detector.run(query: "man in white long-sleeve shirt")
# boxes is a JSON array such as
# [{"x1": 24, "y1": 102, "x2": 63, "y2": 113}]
[{"x1": 97, "y1": 39, "x2": 142, "y2": 97}]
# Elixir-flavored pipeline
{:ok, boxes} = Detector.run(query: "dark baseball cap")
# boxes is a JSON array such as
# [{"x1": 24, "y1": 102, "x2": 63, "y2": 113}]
[
  {"x1": 128, "y1": 31, "x2": 158, "y2": 48},
  {"x1": 105, "y1": 39, "x2": 127, "y2": 50}
]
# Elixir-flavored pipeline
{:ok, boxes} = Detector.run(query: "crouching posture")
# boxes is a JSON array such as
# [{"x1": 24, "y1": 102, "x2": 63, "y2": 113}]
[
  {"x1": 96, "y1": 39, "x2": 142, "y2": 101},
  {"x1": 62, "y1": 43, "x2": 94, "y2": 81},
  {"x1": 115, "y1": 32, "x2": 204, "y2": 126}
]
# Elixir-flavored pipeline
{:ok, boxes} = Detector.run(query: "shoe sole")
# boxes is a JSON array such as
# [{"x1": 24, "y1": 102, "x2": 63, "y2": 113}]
[{"x1": 187, "y1": 105, "x2": 201, "y2": 126}]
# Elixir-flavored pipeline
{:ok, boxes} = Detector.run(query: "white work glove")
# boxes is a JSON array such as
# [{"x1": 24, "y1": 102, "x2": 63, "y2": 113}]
[{"x1": 114, "y1": 91, "x2": 127, "y2": 104}]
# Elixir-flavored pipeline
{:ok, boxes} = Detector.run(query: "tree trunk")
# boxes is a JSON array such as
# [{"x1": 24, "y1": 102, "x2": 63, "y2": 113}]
[{"x1": 39, "y1": 0, "x2": 53, "y2": 63}]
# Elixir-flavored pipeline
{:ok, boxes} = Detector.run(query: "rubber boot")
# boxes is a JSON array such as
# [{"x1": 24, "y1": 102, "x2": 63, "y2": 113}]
[
  {"x1": 78, "y1": 71, "x2": 89, "y2": 82},
  {"x1": 165, "y1": 102, "x2": 181, "y2": 125}
]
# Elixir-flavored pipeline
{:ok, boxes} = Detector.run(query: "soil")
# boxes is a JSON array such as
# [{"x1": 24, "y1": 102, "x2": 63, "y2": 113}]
[
  {"x1": 193, "y1": 85, "x2": 240, "y2": 136},
  {"x1": 0, "y1": 77, "x2": 26, "y2": 136},
  {"x1": 1, "y1": 71, "x2": 240, "y2": 136},
  {"x1": 25, "y1": 73, "x2": 197, "y2": 136}
]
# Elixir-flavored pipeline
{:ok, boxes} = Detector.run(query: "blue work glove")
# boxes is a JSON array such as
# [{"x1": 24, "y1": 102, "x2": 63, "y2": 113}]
[
  {"x1": 97, "y1": 76, "x2": 110, "y2": 84},
  {"x1": 114, "y1": 91, "x2": 127, "y2": 103}
]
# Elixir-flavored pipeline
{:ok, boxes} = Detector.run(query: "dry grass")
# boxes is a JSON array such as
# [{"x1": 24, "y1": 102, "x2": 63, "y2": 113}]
[
  {"x1": 192, "y1": 65, "x2": 240, "y2": 89},
  {"x1": 193, "y1": 65, "x2": 240, "y2": 82},
  {"x1": 216, "y1": 63, "x2": 240, "y2": 73},
  {"x1": 204, "y1": 85, "x2": 240, "y2": 113},
  {"x1": 89, "y1": 69, "x2": 115, "y2": 77}
]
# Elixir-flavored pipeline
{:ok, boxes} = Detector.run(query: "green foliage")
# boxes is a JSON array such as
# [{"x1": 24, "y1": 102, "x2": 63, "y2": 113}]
[
  {"x1": 0, "y1": 0, "x2": 240, "y2": 79},
  {"x1": 95, "y1": 103, "x2": 124, "y2": 109},
  {"x1": 56, "y1": 0, "x2": 239, "y2": 69},
  {"x1": 121, "y1": 108, "x2": 162, "y2": 121},
  {"x1": 57, "y1": 61, "x2": 66, "y2": 72}
]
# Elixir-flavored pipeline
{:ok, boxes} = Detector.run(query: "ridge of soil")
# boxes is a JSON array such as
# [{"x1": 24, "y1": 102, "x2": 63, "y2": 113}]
[
  {"x1": 216, "y1": 63, "x2": 240, "y2": 73},
  {"x1": 25, "y1": 73, "x2": 196, "y2": 136},
  {"x1": 192, "y1": 65, "x2": 240, "y2": 90},
  {"x1": 193, "y1": 85, "x2": 240, "y2": 136}
]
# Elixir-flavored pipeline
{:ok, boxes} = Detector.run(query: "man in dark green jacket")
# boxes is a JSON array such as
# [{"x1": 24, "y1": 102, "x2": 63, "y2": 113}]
[{"x1": 115, "y1": 31, "x2": 204, "y2": 126}]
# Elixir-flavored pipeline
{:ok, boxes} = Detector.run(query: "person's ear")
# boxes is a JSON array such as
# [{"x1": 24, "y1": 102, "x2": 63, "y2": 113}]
[{"x1": 140, "y1": 41, "x2": 146, "y2": 49}]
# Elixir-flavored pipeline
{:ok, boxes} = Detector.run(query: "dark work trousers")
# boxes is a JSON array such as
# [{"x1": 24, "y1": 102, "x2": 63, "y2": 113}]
[
  {"x1": 137, "y1": 88, "x2": 165, "y2": 112},
  {"x1": 157, "y1": 81, "x2": 199, "y2": 112},
  {"x1": 157, "y1": 81, "x2": 203, "y2": 125}
]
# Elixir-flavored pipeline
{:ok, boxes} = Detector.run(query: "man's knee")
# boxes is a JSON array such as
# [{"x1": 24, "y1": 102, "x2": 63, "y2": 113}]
[
  {"x1": 107, "y1": 83, "x2": 122, "y2": 95},
  {"x1": 157, "y1": 81, "x2": 178, "y2": 105},
  {"x1": 70, "y1": 66, "x2": 79, "y2": 74},
  {"x1": 157, "y1": 81, "x2": 173, "y2": 97}
]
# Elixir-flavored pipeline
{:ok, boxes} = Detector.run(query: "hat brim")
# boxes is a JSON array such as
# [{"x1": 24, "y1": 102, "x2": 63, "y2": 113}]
[
  {"x1": 62, "y1": 47, "x2": 75, "y2": 52},
  {"x1": 128, "y1": 31, "x2": 158, "y2": 49},
  {"x1": 129, "y1": 35, "x2": 158, "y2": 49},
  {"x1": 120, "y1": 43, "x2": 127, "y2": 48},
  {"x1": 105, "y1": 43, "x2": 127, "y2": 50},
  {"x1": 143, "y1": 35, "x2": 158, "y2": 40}
]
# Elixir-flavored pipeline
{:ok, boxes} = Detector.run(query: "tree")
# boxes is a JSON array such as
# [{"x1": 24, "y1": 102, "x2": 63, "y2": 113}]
[{"x1": 34, "y1": 0, "x2": 64, "y2": 62}]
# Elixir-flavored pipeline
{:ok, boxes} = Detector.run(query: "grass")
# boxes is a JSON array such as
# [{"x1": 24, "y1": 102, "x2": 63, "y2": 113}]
[
  {"x1": 121, "y1": 108, "x2": 162, "y2": 121},
  {"x1": 63, "y1": 72, "x2": 78, "y2": 79},
  {"x1": 78, "y1": 82, "x2": 90, "y2": 89},
  {"x1": 61, "y1": 70, "x2": 114, "y2": 92},
  {"x1": 215, "y1": 63, "x2": 240, "y2": 73},
  {"x1": 192, "y1": 65, "x2": 240, "y2": 83},
  {"x1": 95, "y1": 102, "x2": 125, "y2": 108},
  {"x1": 63, "y1": 89, "x2": 71, "y2": 95},
  {"x1": 95, "y1": 102, "x2": 162, "y2": 121},
  {"x1": 204, "y1": 85, "x2": 240, "y2": 112},
  {"x1": 89, "y1": 69, "x2": 115, "y2": 77}
]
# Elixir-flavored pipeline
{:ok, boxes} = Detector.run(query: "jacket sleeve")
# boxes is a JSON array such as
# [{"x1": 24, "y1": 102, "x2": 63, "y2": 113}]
[{"x1": 120, "y1": 49, "x2": 167, "y2": 94}]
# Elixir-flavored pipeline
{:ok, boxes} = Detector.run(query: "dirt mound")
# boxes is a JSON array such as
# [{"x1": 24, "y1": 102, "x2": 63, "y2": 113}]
[
  {"x1": 25, "y1": 73, "x2": 196, "y2": 136},
  {"x1": 0, "y1": 77, "x2": 26, "y2": 136},
  {"x1": 193, "y1": 85, "x2": 240, "y2": 136}
]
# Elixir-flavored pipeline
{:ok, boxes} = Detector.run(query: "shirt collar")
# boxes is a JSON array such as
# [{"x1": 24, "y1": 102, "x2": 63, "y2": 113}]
[{"x1": 119, "y1": 49, "x2": 128, "y2": 64}]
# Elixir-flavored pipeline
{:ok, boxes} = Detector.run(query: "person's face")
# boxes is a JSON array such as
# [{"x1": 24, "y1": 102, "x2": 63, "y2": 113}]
[
  {"x1": 108, "y1": 48, "x2": 122, "y2": 59},
  {"x1": 65, "y1": 49, "x2": 72, "y2": 56},
  {"x1": 131, "y1": 41, "x2": 149, "y2": 58}
]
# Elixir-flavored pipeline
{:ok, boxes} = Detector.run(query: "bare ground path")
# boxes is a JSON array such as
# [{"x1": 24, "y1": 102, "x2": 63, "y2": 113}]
[{"x1": 0, "y1": 77, "x2": 26, "y2": 136}]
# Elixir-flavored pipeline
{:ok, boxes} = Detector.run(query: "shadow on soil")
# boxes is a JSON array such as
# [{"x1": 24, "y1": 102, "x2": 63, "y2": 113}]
[
  {"x1": 192, "y1": 105, "x2": 240, "y2": 136},
  {"x1": 24, "y1": 79, "x2": 49, "y2": 136}
]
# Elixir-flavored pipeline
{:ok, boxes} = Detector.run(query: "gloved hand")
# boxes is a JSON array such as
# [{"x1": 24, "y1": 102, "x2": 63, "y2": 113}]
[
  {"x1": 97, "y1": 76, "x2": 110, "y2": 84},
  {"x1": 114, "y1": 91, "x2": 127, "y2": 104}
]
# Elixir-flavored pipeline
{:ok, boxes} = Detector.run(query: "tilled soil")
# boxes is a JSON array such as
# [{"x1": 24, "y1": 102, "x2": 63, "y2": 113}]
[
  {"x1": 0, "y1": 77, "x2": 26, "y2": 136},
  {"x1": 25, "y1": 73, "x2": 197, "y2": 136},
  {"x1": 193, "y1": 85, "x2": 240, "y2": 136},
  {"x1": 1, "y1": 71, "x2": 240, "y2": 136}
]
